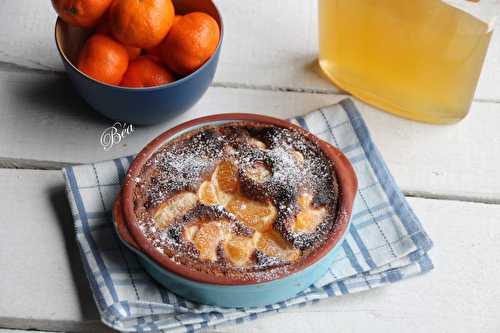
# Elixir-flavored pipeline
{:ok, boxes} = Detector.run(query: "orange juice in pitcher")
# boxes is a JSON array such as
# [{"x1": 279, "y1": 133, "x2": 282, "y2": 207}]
[{"x1": 318, "y1": 0, "x2": 497, "y2": 124}]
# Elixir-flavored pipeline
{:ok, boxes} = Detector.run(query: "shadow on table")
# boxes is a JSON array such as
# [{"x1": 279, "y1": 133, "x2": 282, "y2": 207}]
[
  {"x1": 11, "y1": 72, "x2": 113, "y2": 124},
  {"x1": 48, "y1": 184, "x2": 116, "y2": 333}
]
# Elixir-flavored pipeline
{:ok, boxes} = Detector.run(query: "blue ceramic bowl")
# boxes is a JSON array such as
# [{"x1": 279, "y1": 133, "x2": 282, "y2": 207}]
[
  {"x1": 54, "y1": 0, "x2": 223, "y2": 125},
  {"x1": 114, "y1": 114, "x2": 358, "y2": 307}
]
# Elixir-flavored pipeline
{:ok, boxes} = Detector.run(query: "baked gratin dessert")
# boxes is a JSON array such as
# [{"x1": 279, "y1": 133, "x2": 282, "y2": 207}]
[{"x1": 126, "y1": 122, "x2": 342, "y2": 282}]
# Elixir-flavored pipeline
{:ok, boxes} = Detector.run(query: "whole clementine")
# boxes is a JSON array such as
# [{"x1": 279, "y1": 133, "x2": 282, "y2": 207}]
[
  {"x1": 77, "y1": 34, "x2": 129, "y2": 85},
  {"x1": 173, "y1": 14, "x2": 183, "y2": 25},
  {"x1": 160, "y1": 12, "x2": 220, "y2": 76},
  {"x1": 109, "y1": 0, "x2": 175, "y2": 49},
  {"x1": 95, "y1": 18, "x2": 141, "y2": 60},
  {"x1": 52, "y1": 0, "x2": 113, "y2": 28},
  {"x1": 145, "y1": 15, "x2": 182, "y2": 57},
  {"x1": 120, "y1": 56, "x2": 175, "y2": 88}
]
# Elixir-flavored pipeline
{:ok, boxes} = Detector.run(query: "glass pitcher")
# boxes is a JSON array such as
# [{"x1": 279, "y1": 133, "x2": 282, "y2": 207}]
[{"x1": 318, "y1": 0, "x2": 499, "y2": 124}]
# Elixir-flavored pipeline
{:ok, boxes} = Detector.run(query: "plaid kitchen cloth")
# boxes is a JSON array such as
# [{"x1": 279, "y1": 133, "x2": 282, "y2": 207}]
[{"x1": 63, "y1": 98, "x2": 433, "y2": 333}]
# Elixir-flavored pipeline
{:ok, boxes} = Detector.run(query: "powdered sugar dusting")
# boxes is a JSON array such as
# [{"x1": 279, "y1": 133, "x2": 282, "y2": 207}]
[{"x1": 132, "y1": 122, "x2": 340, "y2": 282}]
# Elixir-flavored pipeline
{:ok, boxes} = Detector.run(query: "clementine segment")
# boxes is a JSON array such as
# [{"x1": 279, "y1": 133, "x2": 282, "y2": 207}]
[
  {"x1": 109, "y1": 0, "x2": 175, "y2": 48},
  {"x1": 224, "y1": 236, "x2": 254, "y2": 266},
  {"x1": 294, "y1": 211, "x2": 321, "y2": 233},
  {"x1": 215, "y1": 160, "x2": 238, "y2": 194},
  {"x1": 120, "y1": 56, "x2": 175, "y2": 88},
  {"x1": 198, "y1": 180, "x2": 219, "y2": 205},
  {"x1": 77, "y1": 34, "x2": 128, "y2": 85},
  {"x1": 52, "y1": 0, "x2": 112, "y2": 28},
  {"x1": 161, "y1": 12, "x2": 220, "y2": 75},
  {"x1": 293, "y1": 193, "x2": 327, "y2": 233},
  {"x1": 226, "y1": 196, "x2": 276, "y2": 232},
  {"x1": 257, "y1": 231, "x2": 300, "y2": 261},
  {"x1": 193, "y1": 221, "x2": 231, "y2": 261},
  {"x1": 153, "y1": 192, "x2": 197, "y2": 229},
  {"x1": 193, "y1": 222, "x2": 222, "y2": 261}
]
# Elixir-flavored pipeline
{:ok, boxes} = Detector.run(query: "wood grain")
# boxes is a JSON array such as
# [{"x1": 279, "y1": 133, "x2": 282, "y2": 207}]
[
  {"x1": 0, "y1": 169, "x2": 111, "y2": 333},
  {"x1": 0, "y1": 0, "x2": 498, "y2": 101},
  {"x1": 1, "y1": 1, "x2": 499, "y2": 332},
  {"x1": 0, "y1": 330, "x2": 58, "y2": 333},
  {"x1": 0, "y1": 168, "x2": 499, "y2": 333},
  {"x1": 0, "y1": 70, "x2": 499, "y2": 202}
]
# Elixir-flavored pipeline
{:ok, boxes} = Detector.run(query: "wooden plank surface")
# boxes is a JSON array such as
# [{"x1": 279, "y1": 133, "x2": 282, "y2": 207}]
[
  {"x1": 1, "y1": 168, "x2": 499, "y2": 333},
  {"x1": 0, "y1": 328, "x2": 56, "y2": 333},
  {"x1": 0, "y1": 0, "x2": 498, "y2": 101},
  {"x1": 0, "y1": 70, "x2": 499, "y2": 203},
  {"x1": 1, "y1": 0, "x2": 499, "y2": 332},
  {"x1": 0, "y1": 169, "x2": 110, "y2": 333}
]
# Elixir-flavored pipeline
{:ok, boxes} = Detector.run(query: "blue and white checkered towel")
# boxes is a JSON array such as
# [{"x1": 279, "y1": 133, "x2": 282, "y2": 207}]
[{"x1": 63, "y1": 99, "x2": 433, "y2": 333}]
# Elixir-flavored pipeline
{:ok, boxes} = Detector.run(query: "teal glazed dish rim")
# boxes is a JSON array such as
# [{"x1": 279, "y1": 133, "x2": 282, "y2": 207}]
[
  {"x1": 113, "y1": 196, "x2": 350, "y2": 308},
  {"x1": 113, "y1": 113, "x2": 357, "y2": 307}
]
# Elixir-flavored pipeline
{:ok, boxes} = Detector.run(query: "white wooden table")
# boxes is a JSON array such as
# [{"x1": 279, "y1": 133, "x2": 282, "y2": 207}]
[{"x1": 1, "y1": 1, "x2": 500, "y2": 332}]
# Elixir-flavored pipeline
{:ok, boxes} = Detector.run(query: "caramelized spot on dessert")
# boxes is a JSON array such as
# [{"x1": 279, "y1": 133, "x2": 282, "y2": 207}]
[
  {"x1": 257, "y1": 230, "x2": 300, "y2": 261},
  {"x1": 226, "y1": 195, "x2": 277, "y2": 232},
  {"x1": 198, "y1": 180, "x2": 218, "y2": 205},
  {"x1": 154, "y1": 192, "x2": 197, "y2": 229},
  {"x1": 293, "y1": 193, "x2": 327, "y2": 233}
]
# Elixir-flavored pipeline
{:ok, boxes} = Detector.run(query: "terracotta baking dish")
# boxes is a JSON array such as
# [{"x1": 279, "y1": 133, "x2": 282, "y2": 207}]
[{"x1": 113, "y1": 113, "x2": 357, "y2": 307}]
